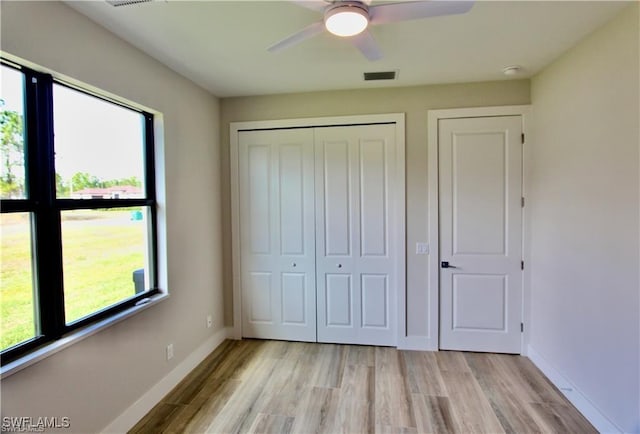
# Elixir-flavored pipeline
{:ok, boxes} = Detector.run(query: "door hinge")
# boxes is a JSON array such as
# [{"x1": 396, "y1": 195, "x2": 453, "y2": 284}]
[
  {"x1": 521, "y1": 260, "x2": 524, "y2": 270},
  {"x1": 521, "y1": 197, "x2": 525, "y2": 207},
  {"x1": 521, "y1": 133, "x2": 525, "y2": 144},
  {"x1": 521, "y1": 322, "x2": 524, "y2": 332}
]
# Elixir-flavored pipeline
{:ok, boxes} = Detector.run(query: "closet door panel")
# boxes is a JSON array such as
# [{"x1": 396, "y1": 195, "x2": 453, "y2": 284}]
[
  {"x1": 239, "y1": 129, "x2": 316, "y2": 342},
  {"x1": 315, "y1": 124, "x2": 396, "y2": 346},
  {"x1": 360, "y1": 139, "x2": 387, "y2": 257},
  {"x1": 323, "y1": 140, "x2": 351, "y2": 256},
  {"x1": 247, "y1": 271, "x2": 273, "y2": 323},
  {"x1": 246, "y1": 145, "x2": 271, "y2": 255},
  {"x1": 325, "y1": 274, "x2": 353, "y2": 326},
  {"x1": 281, "y1": 272, "x2": 307, "y2": 325},
  {"x1": 279, "y1": 143, "x2": 305, "y2": 255},
  {"x1": 361, "y1": 274, "x2": 388, "y2": 328}
]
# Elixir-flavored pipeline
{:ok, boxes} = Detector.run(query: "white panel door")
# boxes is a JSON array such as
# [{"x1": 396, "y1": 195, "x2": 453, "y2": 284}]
[
  {"x1": 315, "y1": 124, "x2": 397, "y2": 346},
  {"x1": 439, "y1": 116, "x2": 523, "y2": 354},
  {"x1": 239, "y1": 129, "x2": 316, "y2": 341}
]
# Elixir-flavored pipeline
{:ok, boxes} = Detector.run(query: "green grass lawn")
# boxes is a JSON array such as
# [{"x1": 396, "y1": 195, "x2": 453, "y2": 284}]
[{"x1": 1, "y1": 210, "x2": 145, "y2": 350}]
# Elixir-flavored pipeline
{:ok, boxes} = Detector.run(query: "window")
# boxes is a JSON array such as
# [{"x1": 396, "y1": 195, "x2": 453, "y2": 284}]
[{"x1": 0, "y1": 60, "x2": 158, "y2": 364}]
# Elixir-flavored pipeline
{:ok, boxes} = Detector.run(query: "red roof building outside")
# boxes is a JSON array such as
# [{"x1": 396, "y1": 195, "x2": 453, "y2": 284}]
[{"x1": 71, "y1": 185, "x2": 143, "y2": 199}]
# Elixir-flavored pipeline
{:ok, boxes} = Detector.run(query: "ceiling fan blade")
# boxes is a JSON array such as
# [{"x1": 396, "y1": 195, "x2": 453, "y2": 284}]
[
  {"x1": 267, "y1": 21, "x2": 325, "y2": 53},
  {"x1": 350, "y1": 30, "x2": 383, "y2": 61},
  {"x1": 291, "y1": 0, "x2": 330, "y2": 12},
  {"x1": 370, "y1": 1, "x2": 474, "y2": 25}
]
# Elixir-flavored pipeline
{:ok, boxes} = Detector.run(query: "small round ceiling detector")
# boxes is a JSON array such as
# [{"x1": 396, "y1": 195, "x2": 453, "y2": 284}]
[{"x1": 503, "y1": 65, "x2": 523, "y2": 76}]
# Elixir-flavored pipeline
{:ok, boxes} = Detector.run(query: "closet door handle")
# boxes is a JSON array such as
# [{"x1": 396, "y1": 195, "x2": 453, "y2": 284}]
[
  {"x1": 337, "y1": 264, "x2": 342, "y2": 268},
  {"x1": 292, "y1": 263, "x2": 297, "y2": 267}
]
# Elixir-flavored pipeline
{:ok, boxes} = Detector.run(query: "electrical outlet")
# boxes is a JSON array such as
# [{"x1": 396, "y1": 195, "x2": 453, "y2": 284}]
[
  {"x1": 416, "y1": 242, "x2": 429, "y2": 254},
  {"x1": 206, "y1": 315, "x2": 213, "y2": 329},
  {"x1": 166, "y1": 343, "x2": 174, "y2": 361}
]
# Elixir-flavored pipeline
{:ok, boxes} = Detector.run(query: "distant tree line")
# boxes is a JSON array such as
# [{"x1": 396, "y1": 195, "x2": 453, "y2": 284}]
[{"x1": 57, "y1": 173, "x2": 142, "y2": 196}]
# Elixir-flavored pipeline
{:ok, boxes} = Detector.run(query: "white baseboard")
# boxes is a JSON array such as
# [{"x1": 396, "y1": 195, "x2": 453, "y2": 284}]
[
  {"x1": 527, "y1": 345, "x2": 622, "y2": 434},
  {"x1": 101, "y1": 327, "x2": 232, "y2": 434},
  {"x1": 396, "y1": 336, "x2": 438, "y2": 351}
]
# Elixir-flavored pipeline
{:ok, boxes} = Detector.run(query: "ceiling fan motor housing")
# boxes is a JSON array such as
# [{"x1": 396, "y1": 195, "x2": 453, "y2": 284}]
[{"x1": 268, "y1": 0, "x2": 476, "y2": 60}]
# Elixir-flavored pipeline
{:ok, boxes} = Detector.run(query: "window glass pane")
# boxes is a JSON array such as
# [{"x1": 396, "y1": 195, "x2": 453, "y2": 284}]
[
  {"x1": 1, "y1": 212, "x2": 37, "y2": 350},
  {"x1": 53, "y1": 84, "x2": 145, "y2": 199},
  {"x1": 61, "y1": 208, "x2": 151, "y2": 324},
  {"x1": 0, "y1": 65, "x2": 27, "y2": 199}
]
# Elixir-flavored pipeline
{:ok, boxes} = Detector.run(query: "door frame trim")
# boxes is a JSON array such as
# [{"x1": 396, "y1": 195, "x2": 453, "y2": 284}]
[
  {"x1": 230, "y1": 113, "x2": 406, "y2": 346},
  {"x1": 427, "y1": 105, "x2": 532, "y2": 354}
]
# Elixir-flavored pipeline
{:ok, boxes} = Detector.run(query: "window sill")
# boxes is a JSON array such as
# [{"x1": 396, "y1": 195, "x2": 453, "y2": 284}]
[{"x1": 0, "y1": 292, "x2": 169, "y2": 379}]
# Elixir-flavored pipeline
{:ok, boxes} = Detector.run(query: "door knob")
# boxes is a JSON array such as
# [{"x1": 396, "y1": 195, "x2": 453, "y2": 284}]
[
  {"x1": 441, "y1": 261, "x2": 457, "y2": 268},
  {"x1": 337, "y1": 264, "x2": 342, "y2": 268},
  {"x1": 292, "y1": 263, "x2": 296, "y2": 267}
]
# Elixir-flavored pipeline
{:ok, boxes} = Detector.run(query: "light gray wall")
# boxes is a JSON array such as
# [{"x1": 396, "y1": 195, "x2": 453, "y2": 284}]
[
  {"x1": 4, "y1": 0, "x2": 636, "y2": 432},
  {"x1": 0, "y1": 2, "x2": 224, "y2": 433},
  {"x1": 220, "y1": 81, "x2": 531, "y2": 341},
  {"x1": 530, "y1": 4, "x2": 639, "y2": 432}
]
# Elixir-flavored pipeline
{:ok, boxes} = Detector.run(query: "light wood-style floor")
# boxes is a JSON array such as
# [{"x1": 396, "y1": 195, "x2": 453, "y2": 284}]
[{"x1": 130, "y1": 339, "x2": 596, "y2": 434}]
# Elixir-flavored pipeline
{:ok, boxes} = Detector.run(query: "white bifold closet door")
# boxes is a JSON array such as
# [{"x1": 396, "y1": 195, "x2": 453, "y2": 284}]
[
  {"x1": 238, "y1": 124, "x2": 397, "y2": 346},
  {"x1": 239, "y1": 129, "x2": 316, "y2": 342},
  {"x1": 315, "y1": 124, "x2": 397, "y2": 346}
]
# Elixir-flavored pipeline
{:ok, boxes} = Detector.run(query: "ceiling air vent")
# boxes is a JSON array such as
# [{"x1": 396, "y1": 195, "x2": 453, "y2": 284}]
[
  {"x1": 364, "y1": 71, "x2": 397, "y2": 81},
  {"x1": 106, "y1": 0, "x2": 153, "y2": 7}
]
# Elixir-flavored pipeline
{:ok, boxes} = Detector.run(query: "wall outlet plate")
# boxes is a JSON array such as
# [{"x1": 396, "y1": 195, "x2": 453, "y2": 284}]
[{"x1": 166, "y1": 344, "x2": 174, "y2": 360}]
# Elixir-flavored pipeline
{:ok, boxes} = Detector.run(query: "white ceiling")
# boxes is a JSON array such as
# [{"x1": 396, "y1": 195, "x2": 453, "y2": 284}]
[{"x1": 65, "y1": 0, "x2": 629, "y2": 98}]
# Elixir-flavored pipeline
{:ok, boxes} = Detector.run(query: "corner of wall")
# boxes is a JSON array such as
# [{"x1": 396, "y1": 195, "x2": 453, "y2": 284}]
[
  {"x1": 101, "y1": 327, "x2": 233, "y2": 434},
  {"x1": 527, "y1": 345, "x2": 623, "y2": 434}
]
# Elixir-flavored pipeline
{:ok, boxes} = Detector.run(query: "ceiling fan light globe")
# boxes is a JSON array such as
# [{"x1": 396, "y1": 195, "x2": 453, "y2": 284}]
[{"x1": 325, "y1": 8, "x2": 369, "y2": 37}]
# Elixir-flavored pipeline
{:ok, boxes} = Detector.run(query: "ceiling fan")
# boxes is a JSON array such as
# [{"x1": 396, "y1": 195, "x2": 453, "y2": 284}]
[{"x1": 268, "y1": 0, "x2": 474, "y2": 61}]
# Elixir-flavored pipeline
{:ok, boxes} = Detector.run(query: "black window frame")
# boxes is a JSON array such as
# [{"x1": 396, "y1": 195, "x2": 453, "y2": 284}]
[{"x1": 1, "y1": 60, "x2": 159, "y2": 365}]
